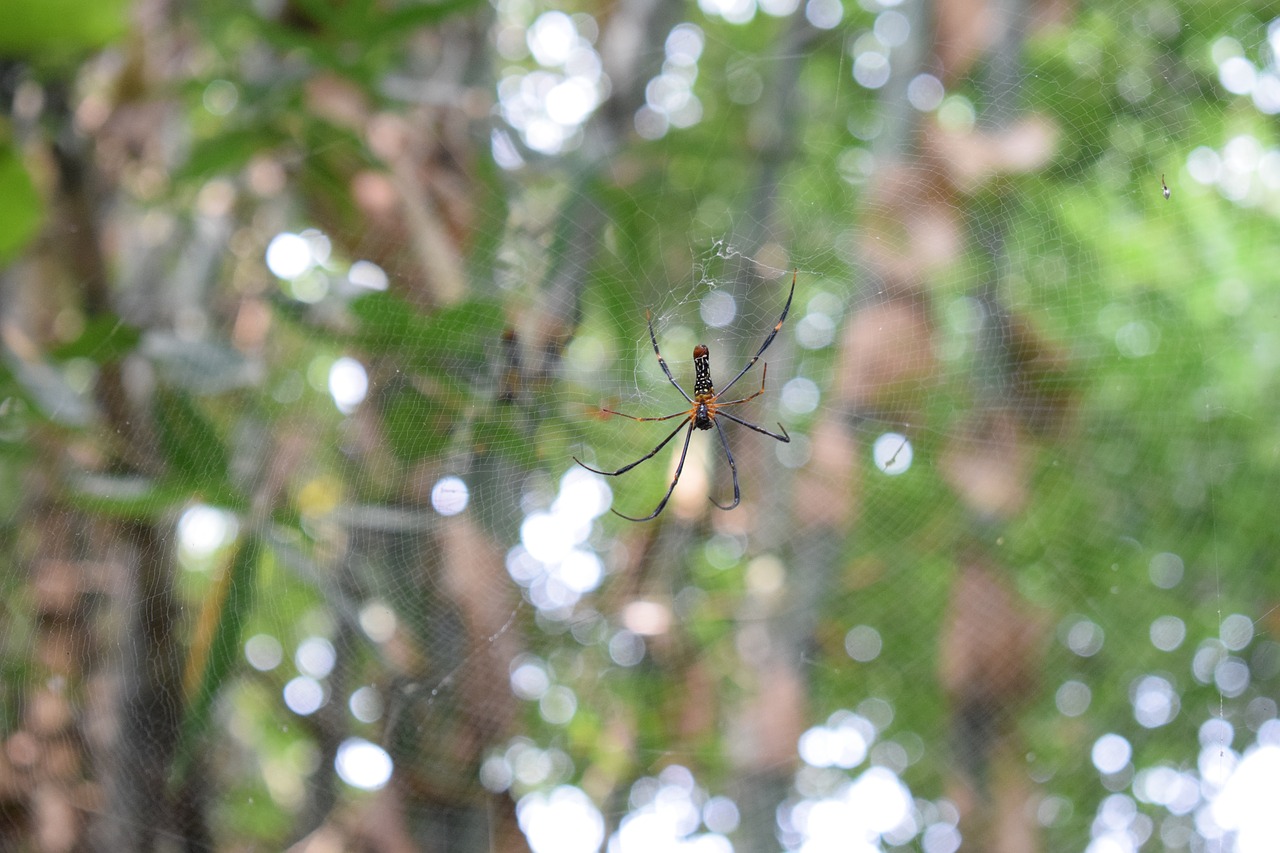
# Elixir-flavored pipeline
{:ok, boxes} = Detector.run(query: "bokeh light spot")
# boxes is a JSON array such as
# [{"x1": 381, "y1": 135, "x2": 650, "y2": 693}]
[
  {"x1": 335, "y1": 738, "x2": 393, "y2": 791},
  {"x1": 265, "y1": 232, "x2": 313, "y2": 280},
  {"x1": 431, "y1": 476, "x2": 470, "y2": 516},
  {"x1": 328, "y1": 356, "x2": 368, "y2": 414},
  {"x1": 1092, "y1": 733, "x2": 1132, "y2": 775}
]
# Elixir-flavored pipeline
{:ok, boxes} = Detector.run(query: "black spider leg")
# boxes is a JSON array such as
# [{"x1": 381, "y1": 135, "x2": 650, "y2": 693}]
[
  {"x1": 572, "y1": 415, "x2": 692, "y2": 479},
  {"x1": 709, "y1": 419, "x2": 739, "y2": 511},
  {"x1": 712, "y1": 270, "x2": 797, "y2": 400},
  {"x1": 598, "y1": 407, "x2": 687, "y2": 423},
  {"x1": 612, "y1": 421, "x2": 696, "y2": 522},
  {"x1": 645, "y1": 311, "x2": 694, "y2": 403},
  {"x1": 718, "y1": 410, "x2": 790, "y2": 443},
  {"x1": 714, "y1": 363, "x2": 772, "y2": 408}
]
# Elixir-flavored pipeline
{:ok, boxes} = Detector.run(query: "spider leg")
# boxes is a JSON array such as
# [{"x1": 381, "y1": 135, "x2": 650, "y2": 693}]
[
  {"x1": 646, "y1": 311, "x2": 695, "y2": 404},
  {"x1": 573, "y1": 416, "x2": 693, "y2": 477},
  {"x1": 718, "y1": 410, "x2": 790, "y2": 443},
  {"x1": 714, "y1": 270, "x2": 797, "y2": 399},
  {"x1": 714, "y1": 363, "x2": 770, "y2": 408},
  {"x1": 601, "y1": 407, "x2": 689, "y2": 423},
  {"x1": 709, "y1": 418, "x2": 740, "y2": 511},
  {"x1": 612, "y1": 421, "x2": 696, "y2": 522}
]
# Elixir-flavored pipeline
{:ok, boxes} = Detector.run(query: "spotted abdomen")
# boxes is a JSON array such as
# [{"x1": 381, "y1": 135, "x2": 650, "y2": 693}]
[{"x1": 693, "y1": 344, "x2": 714, "y2": 429}]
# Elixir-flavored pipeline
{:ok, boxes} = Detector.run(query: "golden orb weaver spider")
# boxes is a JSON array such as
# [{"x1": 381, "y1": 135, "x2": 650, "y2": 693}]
[{"x1": 573, "y1": 270, "x2": 796, "y2": 522}]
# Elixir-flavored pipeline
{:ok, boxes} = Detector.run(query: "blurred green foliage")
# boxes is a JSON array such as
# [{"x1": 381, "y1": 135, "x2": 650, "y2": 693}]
[{"x1": 2, "y1": 0, "x2": 1280, "y2": 849}]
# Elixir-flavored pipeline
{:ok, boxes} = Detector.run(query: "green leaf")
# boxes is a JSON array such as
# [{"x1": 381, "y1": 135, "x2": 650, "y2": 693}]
[
  {"x1": 474, "y1": 410, "x2": 538, "y2": 468},
  {"x1": 0, "y1": 144, "x2": 44, "y2": 266},
  {"x1": 50, "y1": 314, "x2": 141, "y2": 363},
  {"x1": 64, "y1": 472, "x2": 193, "y2": 518},
  {"x1": 382, "y1": 385, "x2": 455, "y2": 461},
  {"x1": 172, "y1": 534, "x2": 261, "y2": 786},
  {"x1": 0, "y1": 0, "x2": 129, "y2": 59},
  {"x1": 153, "y1": 388, "x2": 236, "y2": 502},
  {"x1": 287, "y1": 0, "x2": 345, "y2": 30},
  {"x1": 181, "y1": 127, "x2": 286, "y2": 181},
  {"x1": 369, "y1": 0, "x2": 486, "y2": 37},
  {"x1": 351, "y1": 293, "x2": 506, "y2": 382},
  {"x1": 258, "y1": 0, "x2": 482, "y2": 48},
  {"x1": 348, "y1": 292, "x2": 429, "y2": 353}
]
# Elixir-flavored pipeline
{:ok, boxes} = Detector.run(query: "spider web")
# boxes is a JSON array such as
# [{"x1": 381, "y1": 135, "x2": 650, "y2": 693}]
[{"x1": 3, "y1": 0, "x2": 1280, "y2": 852}]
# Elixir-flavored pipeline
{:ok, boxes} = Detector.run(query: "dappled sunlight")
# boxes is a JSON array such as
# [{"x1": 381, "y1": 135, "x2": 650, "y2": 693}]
[
  {"x1": 495, "y1": 9, "x2": 605, "y2": 155},
  {"x1": 1213, "y1": 739, "x2": 1280, "y2": 851},
  {"x1": 327, "y1": 356, "x2": 368, "y2": 414},
  {"x1": 510, "y1": 467, "x2": 612, "y2": 616},
  {"x1": 430, "y1": 475, "x2": 470, "y2": 516},
  {"x1": 608, "y1": 767, "x2": 737, "y2": 851},
  {"x1": 283, "y1": 676, "x2": 325, "y2": 716},
  {"x1": 177, "y1": 503, "x2": 238, "y2": 565},
  {"x1": 334, "y1": 739, "x2": 393, "y2": 791},
  {"x1": 518, "y1": 786, "x2": 606, "y2": 853},
  {"x1": 244, "y1": 634, "x2": 283, "y2": 672},
  {"x1": 9, "y1": 0, "x2": 1280, "y2": 851},
  {"x1": 871, "y1": 432, "x2": 911, "y2": 475},
  {"x1": 788, "y1": 766, "x2": 917, "y2": 851}
]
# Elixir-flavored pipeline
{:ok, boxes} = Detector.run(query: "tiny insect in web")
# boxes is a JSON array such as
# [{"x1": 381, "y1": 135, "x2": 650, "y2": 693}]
[
  {"x1": 574, "y1": 271, "x2": 796, "y2": 522},
  {"x1": 1161, "y1": 173, "x2": 1170, "y2": 200}
]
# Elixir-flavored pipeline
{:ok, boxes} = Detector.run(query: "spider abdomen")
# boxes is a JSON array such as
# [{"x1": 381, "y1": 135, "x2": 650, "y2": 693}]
[
  {"x1": 693, "y1": 344, "x2": 714, "y2": 398},
  {"x1": 692, "y1": 344, "x2": 716, "y2": 429}
]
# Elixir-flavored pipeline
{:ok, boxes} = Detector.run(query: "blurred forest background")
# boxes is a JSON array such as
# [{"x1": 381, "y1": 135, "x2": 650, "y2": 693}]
[{"x1": 1, "y1": 0, "x2": 1279, "y2": 850}]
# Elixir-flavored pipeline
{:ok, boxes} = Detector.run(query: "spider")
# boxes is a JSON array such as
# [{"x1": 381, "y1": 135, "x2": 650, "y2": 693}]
[{"x1": 574, "y1": 271, "x2": 796, "y2": 522}]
